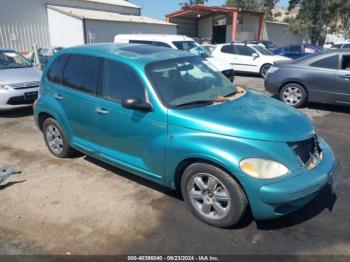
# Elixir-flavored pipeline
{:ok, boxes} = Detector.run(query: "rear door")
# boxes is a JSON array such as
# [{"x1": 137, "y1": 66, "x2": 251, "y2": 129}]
[
  {"x1": 57, "y1": 54, "x2": 103, "y2": 153},
  {"x1": 334, "y1": 54, "x2": 350, "y2": 104},
  {"x1": 306, "y1": 54, "x2": 339, "y2": 104},
  {"x1": 215, "y1": 45, "x2": 238, "y2": 68}
]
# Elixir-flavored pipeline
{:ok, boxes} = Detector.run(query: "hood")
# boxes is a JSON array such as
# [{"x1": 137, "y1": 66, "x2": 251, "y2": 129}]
[
  {"x1": 205, "y1": 56, "x2": 233, "y2": 71},
  {"x1": 168, "y1": 92, "x2": 315, "y2": 142},
  {"x1": 0, "y1": 66, "x2": 42, "y2": 85}
]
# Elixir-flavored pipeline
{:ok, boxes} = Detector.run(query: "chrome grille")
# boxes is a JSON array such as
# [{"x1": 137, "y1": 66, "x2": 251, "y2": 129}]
[
  {"x1": 9, "y1": 81, "x2": 40, "y2": 89},
  {"x1": 288, "y1": 136, "x2": 322, "y2": 168}
]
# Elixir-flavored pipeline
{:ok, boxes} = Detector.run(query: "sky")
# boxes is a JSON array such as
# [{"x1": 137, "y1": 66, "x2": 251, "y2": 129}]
[{"x1": 131, "y1": 0, "x2": 290, "y2": 20}]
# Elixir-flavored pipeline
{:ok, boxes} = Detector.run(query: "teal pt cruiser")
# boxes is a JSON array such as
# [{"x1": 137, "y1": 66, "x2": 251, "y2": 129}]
[{"x1": 34, "y1": 44, "x2": 340, "y2": 228}]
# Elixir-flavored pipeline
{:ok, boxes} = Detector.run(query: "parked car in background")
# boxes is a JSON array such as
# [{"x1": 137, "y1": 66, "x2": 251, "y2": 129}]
[
  {"x1": 201, "y1": 44, "x2": 216, "y2": 55},
  {"x1": 34, "y1": 43, "x2": 339, "y2": 228},
  {"x1": 114, "y1": 34, "x2": 235, "y2": 81},
  {"x1": 26, "y1": 47, "x2": 63, "y2": 68},
  {"x1": 0, "y1": 48, "x2": 42, "y2": 110},
  {"x1": 330, "y1": 42, "x2": 350, "y2": 49},
  {"x1": 324, "y1": 42, "x2": 335, "y2": 49},
  {"x1": 211, "y1": 42, "x2": 290, "y2": 78},
  {"x1": 273, "y1": 44, "x2": 323, "y2": 59},
  {"x1": 265, "y1": 49, "x2": 350, "y2": 107},
  {"x1": 247, "y1": 40, "x2": 278, "y2": 50}
]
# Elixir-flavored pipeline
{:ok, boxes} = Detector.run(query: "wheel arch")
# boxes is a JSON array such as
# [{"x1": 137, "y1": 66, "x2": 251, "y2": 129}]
[
  {"x1": 173, "y1": 157, "x2": 246, "y2": 198},
  {"x1": 37, "y1": 112, "x2": 55, "y2": 131}
]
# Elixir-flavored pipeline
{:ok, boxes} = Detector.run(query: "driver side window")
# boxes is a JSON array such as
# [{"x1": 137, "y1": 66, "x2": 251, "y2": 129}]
[
  {"x1": 235, "y1": 46, "x2": 255, "y2": 56},
  {"x1": 102, "y1": 60, "x2": 146, "y2": 103}
]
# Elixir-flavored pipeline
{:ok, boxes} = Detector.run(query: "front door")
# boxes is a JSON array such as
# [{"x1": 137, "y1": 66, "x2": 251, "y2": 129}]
[
  {"x1": 234, "y1": 45, "x2": 259, "y2": 73},
  {"x1": 95, "y1": 59, "x2": 167, "y2": 181},
  {"x1": 334, "y1": 55, "x2": 350, "y2": 104}
]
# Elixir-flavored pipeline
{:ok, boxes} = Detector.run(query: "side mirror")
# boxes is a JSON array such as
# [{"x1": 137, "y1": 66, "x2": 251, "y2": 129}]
[
  {"x1": 252, "y1": 53, "x2": 259, "y2": 58},
  {"x1": 122, "y1": 97, "x2": 153, "y2": 112}
]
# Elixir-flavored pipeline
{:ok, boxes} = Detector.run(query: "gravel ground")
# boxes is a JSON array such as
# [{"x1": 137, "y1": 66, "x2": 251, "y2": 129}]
[{"x1": 0, "y1": 75, "x2": 349, "y2": 255}]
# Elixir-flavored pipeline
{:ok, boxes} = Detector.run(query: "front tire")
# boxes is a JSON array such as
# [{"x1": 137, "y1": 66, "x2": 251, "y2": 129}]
[
  {"x1": 181, "y1": 163, "x2": 248, "y2": 228},
  {"x1": 43, "y1": 118, "x2": 77, "y2": 158},
  {"x1": 279, "y1": 83, "x2": 307, "y2": 108}
]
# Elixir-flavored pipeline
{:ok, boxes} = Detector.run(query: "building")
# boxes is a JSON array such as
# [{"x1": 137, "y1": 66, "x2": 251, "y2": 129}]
[
  {"x1": 0, "y1": 0, "x2": 176, "y2": 51},
  {"x1": 166, "y1": 5, "x2": 264, "y2": 44}
]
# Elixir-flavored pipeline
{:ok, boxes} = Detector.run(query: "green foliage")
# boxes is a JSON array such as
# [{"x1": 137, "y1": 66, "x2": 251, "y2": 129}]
[
  {"x1": 180, "y1": 0, "x2": 208, "y2": 6},
  {"x1": 287, "y1": 0, "x2": 350, "y2": 44}
]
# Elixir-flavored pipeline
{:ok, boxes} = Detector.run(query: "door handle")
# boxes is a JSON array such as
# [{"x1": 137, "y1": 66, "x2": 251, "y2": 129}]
[
  {"x1": 95, "y1": 107, "x2": 109, "y2": 115},
  {"x1": 53, "y1": 93, "x2": 63, "y2": 100},
  {"x1": 341, "y1": 74, "x2": 350, "y2": 80}
]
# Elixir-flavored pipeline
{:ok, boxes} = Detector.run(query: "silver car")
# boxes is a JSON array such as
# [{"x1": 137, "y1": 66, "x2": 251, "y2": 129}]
[{"x1": 0, "y1": 48, "x2": 42, "y2": 110}]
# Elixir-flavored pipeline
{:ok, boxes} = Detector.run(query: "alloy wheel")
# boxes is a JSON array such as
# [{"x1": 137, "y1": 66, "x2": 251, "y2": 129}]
[
  {"x1": 188, "y1": 173, "x2": 230, "y2": 220},
  {"x1": 45, "y1": 124, "x2": 63, "y2": 155},
  {"x1": 282, "y1": 86, "x2": 303, "y2": 106}
]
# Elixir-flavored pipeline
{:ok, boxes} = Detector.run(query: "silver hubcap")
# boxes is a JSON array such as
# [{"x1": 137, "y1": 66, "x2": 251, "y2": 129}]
[
  {"x1": 45, "y1": 124, "x2": 63, "y2": 154},
  {"x1": 188, "y1": 173, "x2": 230, "y2": 220},
  {"x1": 282, "y1": 86, "x2": 302, "y2": 106},
  {"x1": 261, "y1": 64, "x2": 271, "y2": 78}
]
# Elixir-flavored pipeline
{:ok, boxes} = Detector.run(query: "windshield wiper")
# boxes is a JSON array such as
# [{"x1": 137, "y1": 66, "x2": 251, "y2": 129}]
[
  {"x1": 223, "y1": 91, "x2": 238, "y2": 98},
  {"x1": 174, "y1": 99, "x2": 228, "y2": 108}
]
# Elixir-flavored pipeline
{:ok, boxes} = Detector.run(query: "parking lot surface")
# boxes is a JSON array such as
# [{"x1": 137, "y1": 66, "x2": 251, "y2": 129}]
[{"x1": 0, "y1": 75, "x2": 349, "y2": 255}]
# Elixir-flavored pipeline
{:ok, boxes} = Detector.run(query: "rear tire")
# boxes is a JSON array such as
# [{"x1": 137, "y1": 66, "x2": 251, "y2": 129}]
[
  {"x1": 279, "y1": 83, "x2": 307, "y2": 108},
  {"x1": 43, "y1": 118, "x2": 77, "y2": 158},
  {"x1": 181, "y1": 163, "x2": 248, "y2": 228}
]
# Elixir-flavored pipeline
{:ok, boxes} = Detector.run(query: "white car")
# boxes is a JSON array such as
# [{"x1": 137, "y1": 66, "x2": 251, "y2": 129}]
[
  {"x1": 211, "y1": 43, "x2": 291, "y2": 78},
  {"x1": 0, "y1": 48, "x2": 42, "y2": 110},
  {"x1": 114, "y1": 34, "x2": 235, "y2": 81}
]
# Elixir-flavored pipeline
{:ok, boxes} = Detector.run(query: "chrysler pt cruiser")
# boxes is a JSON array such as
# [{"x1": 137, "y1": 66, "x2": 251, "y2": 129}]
[{"x1": 34, "y1": 44, "x2": 340, "y2": 228}]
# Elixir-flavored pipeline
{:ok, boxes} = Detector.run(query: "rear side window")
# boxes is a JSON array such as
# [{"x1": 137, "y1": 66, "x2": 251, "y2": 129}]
[
  {"x1": 153, "y1": 41, "x2": 171, "y2": 48},
  {"x1": 46, "y1": 54, "x2": 69, "y2": 84},
  {"x1": 288, "y1": 45, "x2": 302, "y2": 52},
  {"x1": 62, "y1": 54, "x2": 102, "y2": 94},
  {"x1": 221, "y1": 45, "x2": 236, "y2": 54},
  {"x1": 129, "y1": 40, "x2": 152, "y2": 45},
  {"x1": 102, "y1": 60, "x2": 145, "y2": 102},
  {"x1": 235, "y1": 45, "x2": 255, "y2": 56},
  {"x1": 341, "y1": 55, "x2": 350, "y2": 70},
  {"x1": 310, "y1": 55, "x2": 339, "y2": 69}
]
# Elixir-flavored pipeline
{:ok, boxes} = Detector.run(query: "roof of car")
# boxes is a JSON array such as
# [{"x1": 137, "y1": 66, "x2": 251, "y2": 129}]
[
  {"x1": 114, "y1": 34, "x2": 193, "y2": 42},
  {"x1": 0, "y1": 48, "x2": 14, "y2": 52},
  {"x1": 56, "y1": 43, "x2": 194, "y2": 66}
]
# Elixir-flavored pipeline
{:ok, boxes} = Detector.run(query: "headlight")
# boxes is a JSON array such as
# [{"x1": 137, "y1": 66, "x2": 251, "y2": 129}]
[
  {"x1": 239, "y1": 158, "x2": 289, "y2": 179},
  {"x1": 267, "y1": 66, "x2": 279, "y2": 74},
  {"x1": 0, "y1": 84, "x2": 10, "y2": 90}
]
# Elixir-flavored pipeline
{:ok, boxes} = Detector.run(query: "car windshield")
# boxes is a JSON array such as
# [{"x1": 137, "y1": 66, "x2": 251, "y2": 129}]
[
  {"x1": 146, "y1": 56, "x2": 237, "y2": 108},
  {"x1": 0, "y1": 51, "x2": 32, "y2": 70},
  {"x1": 173, "y1": 41, "x2": 210, "y2": 59},
  {"x1": 253, "y1": 45, "x2": 274, "y2": 55}
]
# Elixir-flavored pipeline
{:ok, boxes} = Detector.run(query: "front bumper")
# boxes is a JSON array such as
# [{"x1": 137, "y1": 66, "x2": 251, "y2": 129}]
[
  {"x1": 264, "y1": 72, "x2": 281, "y2": 95},
  {"x1": 247, "y1": 139, "x2": 339, "y2": 220},
  {"x1": 0, "y1": 87, "x2": 39, "y2": 110}
]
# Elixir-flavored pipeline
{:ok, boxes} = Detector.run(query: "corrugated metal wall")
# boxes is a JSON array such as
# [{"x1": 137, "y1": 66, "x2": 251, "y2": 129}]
[
  {"x1": 0, "y1": 0, "x2": 140, "y2": 51},
  {"x1": 84, "y1": 20, "x2": 177, "y2": 43},
  {"x1": 169, "y1": 17, "x2": 197, "y2": 37}
]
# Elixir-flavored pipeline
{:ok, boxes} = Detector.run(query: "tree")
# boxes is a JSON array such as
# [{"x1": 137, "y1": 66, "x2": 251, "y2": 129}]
[
  {"x1": 288, "y1": 0, "x2": 350, "y2": 44},
  {"x1": 180, "y1": 0, "x2": 208, "y2": 7}
]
